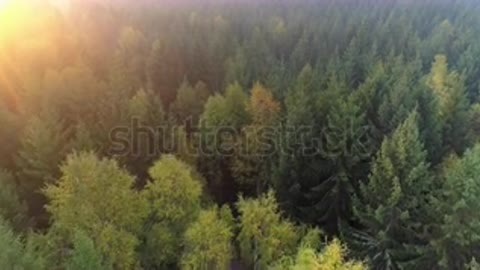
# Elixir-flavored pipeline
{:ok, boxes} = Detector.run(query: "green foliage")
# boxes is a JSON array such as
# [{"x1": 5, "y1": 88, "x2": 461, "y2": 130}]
[
  {"x1": 433, "y1": 144, "x2": 480, "y2": 269},
  {"x1": 225, "y1": 47, "x2": 249, "y2": 87},
  {"x1": 232, "y1": 83, "x2": 281, "y2": 194},
  {"x1": 4, "y1": 1, "x2": 480, "y2": 268},
  {"x1": 274, "y1": 65, "x2": 321, "y2": 223},
  {"x1": 353, "y1": 111, "x2": 434, "y2": 269},
  {"x1": 237, "y1": 191, "x2": 300, "y2": 270},
  {"x1": 0, "y1": 218, "x2": 45, "y2": 270},
  {"x1": 272, "y1": 239, "x2": 366, "y2": 270},
  {"x1": 145, "y1": 155, "x2": 203, "y2": 223},
  {"x1": 65, "y1": 230, "x2": 110, "y2": 270},
  {"x1": 141, "y1": 155, "x2": 203, "y2": 268},
  {"x1": 467, "y1": 258, "x2": 480, "y2": 270},
  {"x1": 0, "y1": 104, "x2": 20, "y2": 169},
  {"x1": 201, "y1": 94, "x2": 229, "y2": 127},
  {"x1": 199, "y1": 82, "x2": 249, "y2": 202},
  {"x1": 147, "y1": 39, "x2": 185, "y2": 109},
  {"x1": 16, "y1": 111, "x2": 70, "y2": 227},
  {"x1": 311, "y1": 94, "x2": 373, "y2": 229},
  {"x1": 469, "y1": 103, "x2": 480, "y2": 143},
  {"x1": 45, "y1": 152, "x2": 148, "y2": 269},
  {"x1": 23, "y1": 64, "x2": 106, "y2": 128},
  {"x1": 122, "y1": 88, "x2": 165, "y2": 177},
  {"x1": 111, "y1": 27, "x2": 148, "y2": 92},
  {"x1": 171, "y1": 80, "x2": 210, "y2": 124},
  {"x1": 426, "y1": 54, "x2": 471, "y2": 155},
  {"x1": 224, "y1": 82, "x2": 251, "y2": 130},
  {"x1": 181, "y1": 206, "x2": 234, "y2": 270},
  {"x1": 0, "y1": 169, "x2": 28, "y2": 229}
]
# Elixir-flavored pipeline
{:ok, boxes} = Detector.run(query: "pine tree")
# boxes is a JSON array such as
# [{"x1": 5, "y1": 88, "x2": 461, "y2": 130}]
[
  {"x1": 225, "y1": 46, "x2": 250, "y2": 87},
  {"x1": 426, "y1": 54, "x2": 471, "y2": 155},
  {"x1": 147, "y1": 39, "x2": 186, "y2": 110},
  {"x1": 307, "y1": 94, "x2": 373, "y2": 232},
  {"x1": 16, "y1": 112, "x2": 69, "y2": 228},
  {"x1": 352, "y1": 111, "x2": 434, "y2": 269},
  {"x1": 231, "y1": 83, "x2": 281, "y2": 195},
  {"x1": 224, "y1": 82, "x2": 250, "y2": 131},
  {"x1": 274, "y1": 65, "x2": 323, "y2": 224},
  {"x1": 171, "y1": 79, "x2": 210, "y2": 125},
  {"x1": 0, "y1": 103, "x2": 20, "y2": 170},
  {"x1": 0, "y1": 169, "x2": 28, "y2": 230},
  {"x1": 122, "y1": 88, "x2": 165, "y2": 178},
  {"x1": 198, "y1": 82, "x2": 249, "y2": 203},
  {"x1": 111, "y1": 27, "x2": 148, "y2": 92},
  {"x1": 433, "y1": 144, "x2": 480, "y2": 269},
  {"x1": 0, "y1": 217, "x2": 45, "y2": 270},
  {"x1": 66, "y1": 231, "x2": 111, "y2": 270}
]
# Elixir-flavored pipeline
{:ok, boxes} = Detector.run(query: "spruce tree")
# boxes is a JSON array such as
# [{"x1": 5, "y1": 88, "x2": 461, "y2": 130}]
[
  {"x1": 0, "y1": 169, "x2": 28, "y2": 230},
  {"x1": 352, "y1": 111, "x2": 434, "y2": 269},
  {"x1": 433, "y1": 144, "x2": 480, "y2": 269},
  {"x1": 426, "y1": 54, "x2": 471, "y2": 155},
  {"x1": 16, "y1": 112, "x2": 69, "y2": 228}
]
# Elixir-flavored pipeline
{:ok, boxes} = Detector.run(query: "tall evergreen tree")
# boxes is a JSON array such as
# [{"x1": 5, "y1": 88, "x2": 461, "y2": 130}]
[
  {"x1": 0, "y1": 217, "x2": 45, "y2": 270},
  {"x1": 147, "y1": 39, "x2": 186, "y2": 109},
  {"x1": 231, "y1": 83, "x2": 281, "y2": 195},
  {"x1": 307, "y1": 94, "x2": 373, "y2": 232},
  {"x1": 65, "y1": 231, "x2": 111, "y2": 270},
  {"x1": 16, "y1": 112, "x2": 69, "y2": 228},
  {"x1": 352, "y1": 111, "x2": 434, "y2": 269},
  {"x1": 426, "y1": 54, "x2": 471, "y2": 155},
  {"x1": 0, "y1": 169, "x2": 28, "y2": 230},
  {"x1": 433, "y1": 144, "x2": 480, "y2": 269}
]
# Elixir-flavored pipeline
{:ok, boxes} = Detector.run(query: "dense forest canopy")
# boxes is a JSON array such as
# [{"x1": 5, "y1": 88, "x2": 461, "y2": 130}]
[{"x1": 1, "y1": 0, "x2": 480, "y2": 269}]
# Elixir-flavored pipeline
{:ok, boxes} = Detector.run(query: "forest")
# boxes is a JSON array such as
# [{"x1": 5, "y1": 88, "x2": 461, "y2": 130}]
[{"x1": 1, "y1": 0, "x2": 480, "y2": 269}]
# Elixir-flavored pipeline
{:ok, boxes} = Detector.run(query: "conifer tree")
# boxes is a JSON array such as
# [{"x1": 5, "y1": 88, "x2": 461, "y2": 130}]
[
  {"x1": 0, "y1": 217, "x2": 45, "y2": 270},
  {"x1": 0, "y1": 103, "x2": 20, "y2": 170},
  {"x1": 0, "y1": 169, "x2": 28, "y2": 230},
  {"x1": 171, "y1": 79, "x2": 210, "y2": 125},
  {"x1": 147, "y1": 39, "x2": 186, "y2": 109},
  {"x1": 199, "y1": 82, "x2": 249, "y2": 203},
  {"x1": 307, "y1": 94, "x2": 373, "y2": 232},
  {"x1": 122, "y1": 88, "x2": 165, "y2": 178},
  {"x1": 274, "y1": 65, "x2": 323, "y2": 224},
  {"x1": 352, "y1": 111, "x2": 434, "y2": 269},
  {"x1": 426, "y1": 54, "x2": 471, "y2": 155},
  {"x1": 111, "y1": 27, "x2": 148, "y2": 92},
  {"x1": 66, "y1": 231, "x2": 111, "y2": 270},
  {"x1": 433, "y1": 144, "x2": 480, "y2": 269},
  {"x1": 232, "y1": 83, "x2": 281, "y2": 195},
  {"x1": 16, "y1": 112, "x2": 69, "y2": 227}
]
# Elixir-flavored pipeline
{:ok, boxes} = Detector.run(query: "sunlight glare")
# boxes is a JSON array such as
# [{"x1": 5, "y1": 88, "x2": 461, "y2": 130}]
[
  {"x1": 0, "y1": 0, "x2": 34, "y2": 43},
  {"x1": 0, "y1": 0, "x2": 10, "y2": 10}
]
